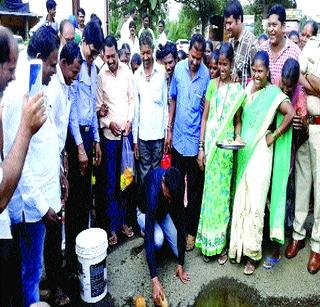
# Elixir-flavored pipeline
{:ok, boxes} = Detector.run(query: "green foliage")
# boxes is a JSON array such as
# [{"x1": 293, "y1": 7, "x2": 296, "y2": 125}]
[{"x1": 109, "y1": 0, "x2": 168, "y2": 37}]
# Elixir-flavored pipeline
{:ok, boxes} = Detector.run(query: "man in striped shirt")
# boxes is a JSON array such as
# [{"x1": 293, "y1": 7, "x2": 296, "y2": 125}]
[{"x1": 224, "y1": 0, "x2": 258, "y2": 88}]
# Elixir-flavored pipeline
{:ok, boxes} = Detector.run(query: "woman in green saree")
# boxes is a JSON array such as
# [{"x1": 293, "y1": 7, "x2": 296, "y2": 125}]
[
  {"x1": 195, "y1": 43, "x2": 246, "y2": 263},
  {"x1": 228, "y1": 51, "x2": 295, "y2": 275}
]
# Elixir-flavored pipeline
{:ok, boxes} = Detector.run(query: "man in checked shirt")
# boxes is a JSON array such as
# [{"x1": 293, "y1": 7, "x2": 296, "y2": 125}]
[{"x1": 224, "y1": 0, "x2": 258, "y2": 88}]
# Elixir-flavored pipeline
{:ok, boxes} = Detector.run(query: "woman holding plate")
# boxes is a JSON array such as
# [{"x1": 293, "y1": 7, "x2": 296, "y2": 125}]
[
  {"x1": 228, "y1": 51, "x2": 295, "y2": 274},
  {"x1": 195, "y1": 42, "x2": 246, "y2": 263}
]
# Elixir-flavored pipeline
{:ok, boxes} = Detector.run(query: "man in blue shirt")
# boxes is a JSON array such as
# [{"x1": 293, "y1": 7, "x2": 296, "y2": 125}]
[
  {"x1": 65, "y1": 21, "x2": 103, "y2": 275},
  {"x1": 166, "y1": 33, "x2": 210, "y2": 251},
  {"x1": 137, "y1": 167, "x2": 189, "y2": 305}
]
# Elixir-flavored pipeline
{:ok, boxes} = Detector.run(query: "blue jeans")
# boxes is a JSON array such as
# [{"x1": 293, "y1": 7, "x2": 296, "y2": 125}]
[
  {"x1": 102, "y1": 136, "x2": 124, "y2": 233},
  {"x1": 13, "y1": 221, "x2": 46, "y2": 307},
  {"x1": 138, "y1": 139, "x2": 164, "y2": 184},
  {"x1": 137, "y1": 209, "x2": 178, "y2": 257}
]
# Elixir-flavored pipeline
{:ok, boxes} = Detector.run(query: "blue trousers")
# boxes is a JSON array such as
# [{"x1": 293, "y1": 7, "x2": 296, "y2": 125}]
[
  {"x1": 137, "y1": 209, "x2": 178, "y2": 257},
  {"x1": 13, "y1": 221, "x2": 46, "y2": 307}
]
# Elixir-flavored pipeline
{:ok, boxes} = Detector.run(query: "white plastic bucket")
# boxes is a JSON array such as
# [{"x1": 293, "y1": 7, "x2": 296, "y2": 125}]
[{"x1": 76, "y1": 228, "x2": 108, "y2": 303}]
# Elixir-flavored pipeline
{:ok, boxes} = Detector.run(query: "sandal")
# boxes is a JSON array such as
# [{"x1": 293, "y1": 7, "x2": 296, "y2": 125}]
[
  {"x1": 202, "y1": 254, "x2": 212, "y2": 263},
  {"x1": 186, "y1": 234, "x2": 195, "y2": 252},
  {"x1": 263, "y1": 256, "x2": 281, "y2": 270},
  {"x1": 121, "y1": 225, "x2": 134, "y2": 238},
  {"x1": 108, "y1": 231, "x2": 118, "y2": 246},
  {"x1": 218, "y1": 250, "x2": 228, "y2": 265},
  {"x1": 54, "y1": 287, "x2": 70, "y2": 306},
  {"x1": 244, "y1": 259, "x2": 256, "y2": 275}
]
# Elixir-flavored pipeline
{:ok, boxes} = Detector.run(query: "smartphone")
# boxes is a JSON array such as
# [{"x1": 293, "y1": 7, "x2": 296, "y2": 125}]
[{"x1": 28, "y1": 59, "x2": 43, "y2": 97}]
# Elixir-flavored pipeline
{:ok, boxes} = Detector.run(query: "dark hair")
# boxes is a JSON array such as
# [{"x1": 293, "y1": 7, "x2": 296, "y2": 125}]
[
  {"x1": 46, "y1": 0, "x2": 56, "y2": 11},
  {"x1": 288, "y1": 30, "x2": 299, "y2": 39},
  {"x1": 60, "y1": 41, "x2": 83, "y2": 65},
  {"x1": 281, "y1": 58, "x2": 300, "y2": 85},
  {"x1": 103, "y1": 35, "x2": 118, "y2": 52},
  {"x1": 118, "y1": 48, "x2": 127, "y2": 59},
  {"x1": 121, "y1": 43, "x2": 131, "y2": 52},
  {"x1": 0, "y1": 26, "x2": 14, "y2": 64},
  {"x1": 130, "y1": 7, "x2": 137, "y2": 15},
  {"x1": 164, "y1": 167, "x2": 184, "y2": 205},
  {"x1": 159, "y1": 19, "x2": 165, "y2": 27},
  {"x1": 83, "y1": 21, "x2": 104, "y2": 51},
  {"x1": 177, "y1": 49, "x2": 187, "y2": 60},
  {"x1": 161, "y1": 42, "x2": 178, "y2": 60},
  {"x1": 27, "y1": 25, "x2": 60, "y2": 60},
  {"x1": 131, "y1": 53, "x2": 142, "y2": 66},
  {"x1": 90, "y1": 14, "x2": 102, "y2": 27},
  {"x1": 304, "y1": 20, "x2": 318, "y2": 36},
  {"x1": 219, "y1": 42, "x2": 234, "y2": 63},
  {"x1": 253, "y1": 50, "x2": 270, "y2": 69},
  {"x1": 139, "y1": 31, "x2": 154, "y2": 49},
  {"x1": 123, "y1": 11, "x2": 129, "y2": 17},
  {"x1": 206, "y1": 40, "x2": 214, "y2": 52},
  {"x1": 77, "y1": 8, "x2": 85, "y2": 16},
  {"x1": 258, "y1": 34, "x2": 268, "y2": 41},
  {"x1": 156, "y1": 49, "x2": 162, "y2": 61},
  {"x1": 142, "y1": 13, "x2": 149, "y2": 21},
  {"x1": 268, "y1": 4, "x2": 286, "y2": 24},
  {"x1": 59, "y1": 19, "x2": 74, "y2": 35},
  {"x1": 189, "y1": 33, "x2": 206, "y2": 53},
  {"x1": 224, "y1": 0, "x2": 244, "y2": 23},
  {"x1": 210, "y1": 49, "x2": 220, "y2": 63},
  {"x1": 129, "y1": 21, "x2": 136, "y2": 29}
]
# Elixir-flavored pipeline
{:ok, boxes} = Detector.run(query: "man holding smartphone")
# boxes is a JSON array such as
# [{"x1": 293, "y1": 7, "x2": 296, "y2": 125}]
[
  {"x1": 1, "y1": 25, "x2": 60, "y2": 307},
  {"x1": 0, "y1": 26, "x2": 47, "y2": 307}
]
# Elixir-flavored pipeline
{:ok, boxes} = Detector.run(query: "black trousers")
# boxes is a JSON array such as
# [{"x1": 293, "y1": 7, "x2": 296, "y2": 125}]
[
  {"x1": 65, "y1": 128, "x2": 94, "y2": 274},
  {"x1": 44, "y1": 218, "x2": 63, "y2": 292},
  {"x1": 171, "y1": 147, "x2": 204, "y2": 237},
  {"x1": 0, "y1": 238, "x2": 22, "y2": 307}
]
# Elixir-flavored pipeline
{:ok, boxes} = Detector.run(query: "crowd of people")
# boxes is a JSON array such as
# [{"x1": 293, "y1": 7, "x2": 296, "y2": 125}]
[{"x1": 0, "y1": 0, "x2": 320, "y2": 306}]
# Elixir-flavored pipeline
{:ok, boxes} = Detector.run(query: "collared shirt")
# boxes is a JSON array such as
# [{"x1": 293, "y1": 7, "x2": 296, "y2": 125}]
[
  {"x1": 120, "y1": 16, "x2": 133, "y2": 44},
  {"x1": 46, "y1": 64, "x2": 71, "y2": 153},
  {"x1": 230, "y1": 29, "x2": 258, "y2": 88},
  {"x1": 157, "y1": 32, "x2": 167, "y2": 47},
  {"x1": 260, "y1": 37, "x2": 301, "y2": 84},
  {"x1": 169, "y1": 59, "x2": 210, "y2": 156},
  {"x1": 29, "y1": 15, "x2": 58, "y2": 36},
  {"x1": 125, "y1": 36, "x2": 140, "y2": 57},
  {"x1": 299, "y1": 36, "x2": 320, "y2": 116},
  {"x1": 142, "y1": 167, "x2": 186, "y2": 279},
  {"x1": 96, "y1": 61, "x2": 135, "y2": 140},
  {"x1": 132, "y1": 62, "x2": 168, "y2": 143},
  {"x1": 69, "y1": 48, "x2": 100, "y2": 145},
  {"x1": 2, "y1": 63, "x2": 60, "y2": 223}
]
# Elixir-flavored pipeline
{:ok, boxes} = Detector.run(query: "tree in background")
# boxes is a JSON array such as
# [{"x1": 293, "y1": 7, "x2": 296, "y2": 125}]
[
  {"x1": 109, "y1": 0, "x2": 168, "y2": 37},
  {"x1": 244, "y1": 0, "x2": 297, "y2": 36},
  {"x1": 173, "y1": 0, "x2": 227, "y2": 35}
]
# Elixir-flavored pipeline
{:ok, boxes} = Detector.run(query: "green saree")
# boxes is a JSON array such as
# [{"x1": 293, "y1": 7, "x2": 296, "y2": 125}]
[{"x1": 195, "y1": 80, "x2": 246, "y2": 256}]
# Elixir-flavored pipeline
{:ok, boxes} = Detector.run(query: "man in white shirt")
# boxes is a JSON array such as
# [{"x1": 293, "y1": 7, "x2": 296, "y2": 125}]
[
  {"x1": 157, "y1": 20, "x2": 167, "y2": 47},
  {"x1": 120, "y1": 7, "x2": 138, "y2": 45},
  {"x1": 138, "y1": 13, "x2": 155, "y2": 42},
  {"x1": 132, "y1": 32, "x2": 168, "y2": 184},
  {"x1": 0, "y1": 26, "x2": 46, "y2": 307},
  {"x1": 96, "y1": 35, "x2": 135, "y2": 246},
  {"x1": 2, "y1": 25, "x2": 60, "y2": 307},
  {"x1": 44, "y1": 41, "x2": 82, "y2": 305}
]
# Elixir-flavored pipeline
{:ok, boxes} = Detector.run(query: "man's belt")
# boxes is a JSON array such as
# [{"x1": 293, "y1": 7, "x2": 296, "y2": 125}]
[
  {"x1": 79, "y1": 125, "x2": 91, "y2": 132},
  {"x1": 308, "y1": 115, "x2": 320, "y2": 125}
]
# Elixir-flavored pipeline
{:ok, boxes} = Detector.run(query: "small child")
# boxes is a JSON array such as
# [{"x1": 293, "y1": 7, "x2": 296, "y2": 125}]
[{"x1": 208, "y1": 49, "x2": 220, "y2": 79}]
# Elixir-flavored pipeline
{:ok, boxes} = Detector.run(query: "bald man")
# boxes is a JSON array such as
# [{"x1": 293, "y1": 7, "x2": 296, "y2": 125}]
[
  {"x1": 59, "y1": 19, "x2": 75, "y2": 47},
  {"x1": 0, "y1": 26, "x2": 46, "y2": 307}
]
